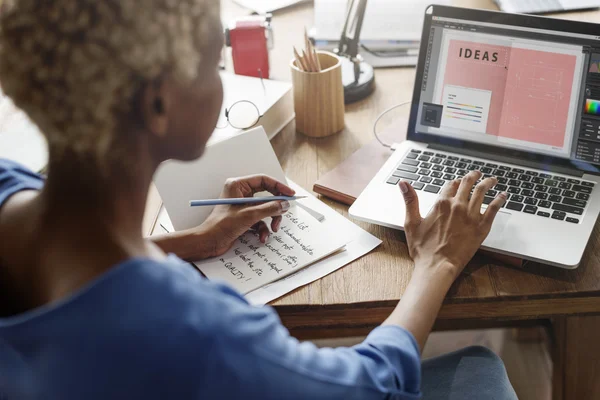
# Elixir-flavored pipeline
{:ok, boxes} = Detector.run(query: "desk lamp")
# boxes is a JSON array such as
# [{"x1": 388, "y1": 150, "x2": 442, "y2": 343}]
[{"x1": 335, "y1": 0, "x2": 375, "y2": 104}]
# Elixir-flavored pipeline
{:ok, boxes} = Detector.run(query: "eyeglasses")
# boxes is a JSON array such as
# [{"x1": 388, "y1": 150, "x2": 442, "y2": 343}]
[{"x1": 216, "y1": 69, "x2": 266, "y2": 130}]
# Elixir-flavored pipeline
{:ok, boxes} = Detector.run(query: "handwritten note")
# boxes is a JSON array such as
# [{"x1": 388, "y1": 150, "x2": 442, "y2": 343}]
[{"x1": 194, "y1": 206, "x2": 347, "y2": 294}]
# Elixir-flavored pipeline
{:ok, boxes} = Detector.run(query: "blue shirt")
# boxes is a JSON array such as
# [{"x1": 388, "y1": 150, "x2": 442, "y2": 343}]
[{"x1": 0, "y1": 159, "x2": 422, "y2": 399}]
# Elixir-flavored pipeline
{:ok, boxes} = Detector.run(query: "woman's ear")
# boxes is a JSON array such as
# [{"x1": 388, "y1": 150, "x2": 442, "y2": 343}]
[{"x1": 140, "y1": 78, "x2": 171, "y2": 138}]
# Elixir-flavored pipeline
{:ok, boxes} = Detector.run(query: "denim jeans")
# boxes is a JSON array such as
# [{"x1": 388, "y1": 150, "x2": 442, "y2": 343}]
[{"x1": 421, "y1": 346, "x2": 518, "y2": 399}]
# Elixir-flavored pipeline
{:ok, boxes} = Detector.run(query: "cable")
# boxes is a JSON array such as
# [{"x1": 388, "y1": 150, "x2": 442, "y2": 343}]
[{"x1": 373, "y1": 101, "x2": 411, "y2": 149}]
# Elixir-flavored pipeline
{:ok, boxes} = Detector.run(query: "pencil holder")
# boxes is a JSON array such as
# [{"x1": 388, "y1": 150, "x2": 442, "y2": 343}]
[{"x1": 291, "y1": 51, "x2": 345, "y2": 138}]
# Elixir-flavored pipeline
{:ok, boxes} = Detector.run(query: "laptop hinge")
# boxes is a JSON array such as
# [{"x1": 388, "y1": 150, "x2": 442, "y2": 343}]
[{"x1": 428, "y1": 143, "x2": 585, "y2": 178}]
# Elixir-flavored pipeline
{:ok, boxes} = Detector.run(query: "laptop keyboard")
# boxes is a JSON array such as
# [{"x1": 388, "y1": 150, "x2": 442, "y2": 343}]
[{"x1": 387, "y1": 149, "x2": 596, "y2": 224}]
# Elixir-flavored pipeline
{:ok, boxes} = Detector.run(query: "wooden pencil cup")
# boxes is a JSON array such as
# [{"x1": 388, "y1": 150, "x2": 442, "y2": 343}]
[{"x1": 291, "y1": 52, "x2": 345, "y2": 138}]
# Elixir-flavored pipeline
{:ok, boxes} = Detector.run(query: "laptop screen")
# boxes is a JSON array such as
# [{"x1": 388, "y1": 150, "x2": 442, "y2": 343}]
[{"x1": 415, "y1": 14, "x2": 600, "y2": 166}]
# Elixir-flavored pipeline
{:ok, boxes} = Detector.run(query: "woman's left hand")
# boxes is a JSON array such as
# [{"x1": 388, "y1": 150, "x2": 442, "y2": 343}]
[{"x1": 199, "y1": 175, "x2": 295, "y2": 256}]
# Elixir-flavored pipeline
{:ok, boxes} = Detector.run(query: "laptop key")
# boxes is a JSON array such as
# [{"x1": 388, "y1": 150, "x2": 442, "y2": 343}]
[
  {"x1": 563, "y1": 198, "x2": 587, "y2": 208},
  {"x1": 549, "y1": 195, "x2": 562, "y2": 203},
  {"x1": 387, "y1": 177, "x2": 400, "y2": 185},
  {"x1": 420, "y1": 176, "x2": 433, "y2": 183},
  {"x1": 532, "y1": 177, "x2": 544, "y2": 184},
  {"x1": 444, "y1": 167, "x2": 456, "y2": 173},
  {"x1": 513, "y1": 168, "x2": 525, "y2": 174},
  {"x1": 549, "y1": 187, "x2": 561, "y2": 195},
  {"x1": 493, "y1": 169, "x2": 506, "y2": 177},
  {"x1": 456, "y1": 169, "x2": 468, "y2": 176},
  {"x1": 540, "y1": 173, "x2": 552, "y2": 179},
  {"x1": 473, "y1": 161, "x2": 485, "y2": 165},
  {"x1": 431, "y1": 171, "x2": 443, "y2": 178},
  {"x1": 419, "y1": 169, "x2": 431, "y2": 175},
  {"x1": 487, "y1": 189, "x2": 498, "y2": 197},
  {"x1": 567, "y1": 178, "x2": 581, "y2": 184},
  {"x1": 538, "y1": 211, "x2": 550, "y2": 217},
  {"x1": 432, "y1": 165, "x2": 444, "y2": 172},
  {"x1": 526, "y1": 171, "x2": 538, "y2": 176},
  {"x1": 577, "y1": 192, "x2": 590, "y2": 201},
  {"x1": 485, "y1": 163, "x2": 498, "y2": 168},
  {"x1": 448, "y1": 156, "x2": 459, "y2": 161},
  {"x1": 433, "y1": 179, "x2": 446, "y2": 186},
  {"x1": 508, "y1": 179, "x2": 521, "y2": 187},
  {"x1": 402, "y1": 159, "x2": 419, "y2": 167},
  {"x1": 418, "y1": 155, "x2": 431, "y2": 162},
  {"x1": 552, "y1": 203, "x2": 584, "y2": 215},
  {"x1": 499, "y1": 166, "x2": 511, "y2": 171},
  {"x1": 535, "y1": 192, "x2": 548, "y2": 200},
  {"x1": 554, "y1": 176, "x2": 566, "y2": 182},
  {"x1": 497, "y1": 177, "x2": 508, "y2": 184},
  {"x1": 582, "y1": 181, "x2": 595, "y2": 187},
  {"x1": 423, "y1": 151, "x2": 434, "y2": 156},
  {"x1": 524, "y1": 197, "x2": 538, "y2": 205},
  {"x1": 563, "y1": 190, "x2": 576, "y2": 198},
  {"x1": 496, "y1": 184, "x2": 508, "y2": 192},
  {"x1": 539, "y1": 200, "x2": 552, "y2": 208},
  {"x1": 393, "y1": 171, "x2": 420, "y2": 181},
  {"x1": 431, "y1": 157, "x2": 442, "y2": 164},
  {"x1": 524, "y1": 205, "x2": 537, "y2": 214},
  {"x1": 535, "y1": 185, "x2": 548, "y2": 192},
  {"x1": 436, "y1": 154, "x2": 447, "y2": 158},
  {"x1": 481, "y1": 167, "x2": 493, "y2": 174},
  {"x1": 508, "y1": 187, "x2": 521, "y2": 194},
  {"x1": 511, "y1": 195, "x2": 524, "y2": 203},
  {"x1": 558, "y1": 182, "x2": 572, "y2": 190},
  {"x1": 506, "y1": 172, "x2": 518, "y2": 179},
  {"x1": 506, "y1": 202, "x2": 524, "y2": 211},
  {"x1": 545, "y1": 180, "x2": 558, "y2": 188},
  {"x1": 443, "y1": 160, "x2": 455, "y2": 167},
  {"x1": 412, "y1": 182, "x2": 425, "y2": 190},
  {"x1": 573, "y1": 185, "x2": 592, "y2": 194},
  {"x1": 566, "y1": 217, "x2": 579, "y2": 224},
  {"x1": 521, "y1": 189, "x2": 534, "y2": 197},
  {"x1": 424, "y1": 185, "x2": 441, "y2": 194},
  {"x1": 460, "y1": 158, "x2": 472, "y2": 163},
  {"x1": 411, "y1": 149, "x2": 421, "y2": 153},
  {"x1": 443, "y1": 174, "x2": 455, "y2": 180},
  {"x1": 456, "y1": 162, "x2": 467, "y2": 169},
  {"x1": 521, "y1": 182, "x2": 534, "y2": 190},
  {"x1": 552, "y1": 211, "x2": 566, "y2": 221},
  {"x1": 482, "y1": 196, "x2": 494, "y2": 205},
  {"x1": 519, "y1": 174, "x2": 531, "y2": 182},
  {"x1": 407, "y1": 153, "x2": 419, "y2": 160},
  {"x1": 467, "y1": 164, "x2": 479, "y2": 171},
  {"x1": 396, "y1": 165, "x2": 418, "y2": 173}
]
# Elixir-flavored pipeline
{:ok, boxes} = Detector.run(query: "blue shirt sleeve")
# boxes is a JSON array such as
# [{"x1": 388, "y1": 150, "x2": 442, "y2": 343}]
[
  {"x1": 0, "y1": 159, "x2": 44, "y2": 208},
  {"x1": 174, "y1": 281, "x2": 422, "y2": 400}
]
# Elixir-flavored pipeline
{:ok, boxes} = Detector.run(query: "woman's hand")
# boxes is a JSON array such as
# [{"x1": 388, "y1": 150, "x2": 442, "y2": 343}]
[
  {"x1": 199, "y1": 175, "x2": 295, "y2": 257},
  {"x1": 382, "y1": 171, "x2": 507, "y2": 350},
  {"x1": 151, "y1": 175, "x2": 294, "y2": 261},
  {"x1": 400, "y1": 170, "x2": 507, "y2": 278}
]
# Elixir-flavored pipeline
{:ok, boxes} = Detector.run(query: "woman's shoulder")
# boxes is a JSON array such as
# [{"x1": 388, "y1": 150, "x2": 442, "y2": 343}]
[{"x1": 0, "y1": 158, "x2": 44, "y2": 207}]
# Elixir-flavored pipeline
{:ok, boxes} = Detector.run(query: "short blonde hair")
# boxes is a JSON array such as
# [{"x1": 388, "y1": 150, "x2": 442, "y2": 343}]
[{"x1": 0, "y1": 0, "x2": 220, "y2": 160}]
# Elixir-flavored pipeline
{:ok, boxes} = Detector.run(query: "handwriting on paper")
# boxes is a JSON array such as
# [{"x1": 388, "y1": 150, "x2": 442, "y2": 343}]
[{"x1": 195, "y1": 206, "x2": 346, "y2": 294}]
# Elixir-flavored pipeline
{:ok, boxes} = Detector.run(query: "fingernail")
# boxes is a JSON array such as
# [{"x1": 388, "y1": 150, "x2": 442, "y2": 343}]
[
  {"x1": 281, "y1": 201, "x2": 290, "y2": 211},
  {"x1": 500, "y1": 192, "x2": 508, "y2": 199},
  {"x1": 399, "y1": 181, "x2": 409, "y2": 193},
  {"x1": 274, "y1": 219, "x2": 281, "y2": 231}
]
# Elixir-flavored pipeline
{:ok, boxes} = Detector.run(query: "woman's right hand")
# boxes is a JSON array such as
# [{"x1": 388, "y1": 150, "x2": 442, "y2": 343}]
[{"x1": 399, "y1": 170, "x2": 507, "y2": 278}]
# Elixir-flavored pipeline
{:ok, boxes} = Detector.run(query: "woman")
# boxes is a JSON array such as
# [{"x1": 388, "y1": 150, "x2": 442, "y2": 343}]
[{"x1": 0, "y1": 1, "x2": 516, "y2": 399}]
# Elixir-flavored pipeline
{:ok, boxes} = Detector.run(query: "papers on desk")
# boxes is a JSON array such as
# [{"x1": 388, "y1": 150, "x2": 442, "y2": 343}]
[
  {"x1": 154, "y1": 127, "x2": 381, "y2": 305},
  {"x1": 233, "y1": 0, "x2": 309, "y2": 14},
  {"x1": 211, "y1": 72, "x2": 294, "y2": 145}
]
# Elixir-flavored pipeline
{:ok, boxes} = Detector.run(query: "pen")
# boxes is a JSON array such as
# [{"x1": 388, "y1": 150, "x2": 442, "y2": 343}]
[{"x1": 189, "y1": 196, "x2": 307, "y2": 207}]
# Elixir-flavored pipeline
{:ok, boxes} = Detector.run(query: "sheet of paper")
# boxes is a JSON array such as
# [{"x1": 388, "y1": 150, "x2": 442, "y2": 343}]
[
  {"x1": 314, "y1": 0, "x2": 451, "y2": 41},
  {"x1": 154, "y1": 127, "x2": 286, "y2": 231},
  {"x1": 245, "y1": 180, "x2": 381, "y2": 305},
  {"x1": 233, "y1": 0, "x2": 308, "y2": 13},
  {"x1": 0, "y1": 89, "x2": 48, "y2": 172},
  {"x1": 195, "y1": 205, "x2": 346, "y2": 294}
]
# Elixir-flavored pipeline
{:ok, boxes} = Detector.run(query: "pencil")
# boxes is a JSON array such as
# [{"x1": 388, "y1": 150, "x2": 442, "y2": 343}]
[
  {"x1": 304, "y1": 28, "x2": 317, "y2": 72},
  {"x1": 293, "y1": 46, "x2": 308, "y2": 72},
  {"x1": 302, "y1": 49, "x2": 314, "y2": 72},
  {"x1": 313, "y1": 47, "x2": 321, "y2": 72},
  {"x1": 189, "y1": 196, "x2": 307, "y2": 207}
]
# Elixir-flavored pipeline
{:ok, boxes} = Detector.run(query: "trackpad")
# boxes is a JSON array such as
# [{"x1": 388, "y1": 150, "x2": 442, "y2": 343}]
[{"x1": 486, "y1": 211, "x2": 511, "y2": 245}]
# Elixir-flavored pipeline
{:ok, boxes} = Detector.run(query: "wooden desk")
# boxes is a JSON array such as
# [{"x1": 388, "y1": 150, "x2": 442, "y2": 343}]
[{"x1": 219, "y1": 1, "x2": 600, "y2": 398}]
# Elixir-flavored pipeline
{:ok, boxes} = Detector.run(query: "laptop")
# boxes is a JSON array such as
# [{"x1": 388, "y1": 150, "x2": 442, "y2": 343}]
[
  {"x1": 494, "y1": 0, "x2": 600, "y2": 15},
  {"x1": 349, "y1": 5, "x2": 600, "y2": 269}
]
